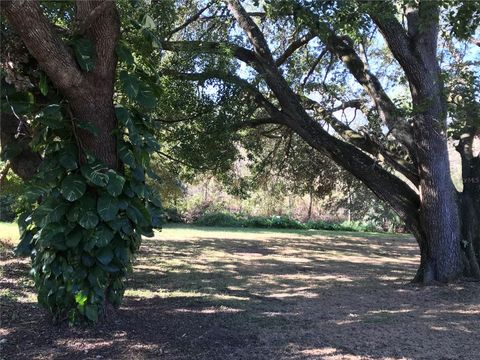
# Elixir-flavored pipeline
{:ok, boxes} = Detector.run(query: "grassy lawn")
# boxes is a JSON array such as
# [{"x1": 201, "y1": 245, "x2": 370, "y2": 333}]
[
  {"x1": 0, "y1": 222, "x2": 19, "y2": 251},
  {"x1": 1, "y1": 224, "x2": 479, "y2": 359}
]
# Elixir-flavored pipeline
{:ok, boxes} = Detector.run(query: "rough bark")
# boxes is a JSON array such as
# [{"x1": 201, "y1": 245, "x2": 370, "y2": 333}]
[
  {"x1": 457, "y1": 129, "x2": 480, "y2": 279},
  {"x1": 3, "y1": 0, "x2": 120, "y2": 169},
  {"x1": 368, "y1": 1, "x2": 463, "y2": 283}
]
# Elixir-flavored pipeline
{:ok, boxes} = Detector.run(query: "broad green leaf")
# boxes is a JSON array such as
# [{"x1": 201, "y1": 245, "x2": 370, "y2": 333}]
[
  {"x1": 120, "y1": 71, "x2": 140, "y2": 100},
  {"x1": 126, "y1": 205, "x2": 142, "y2": 225},
  {"x1": 92, "y1": 224, "x2": 114, "y2": 247},
  {"x1": 130, "y1": 180, "x2": 145, "y2": 197},
  {"x1": 81, "y1": 163, "x2": 109, "y2": 187},
  {"x1": 76, "y1": 121, "x2": 99, "y2": 136},
  {"x1": 115, "y1": 42, "x2": 134, "y2": 65},
  {"x1": 119, "y1": 143, "x2": 136, "y2": 168},
  {"x1": 142, "y1": 14, "x2": 156, "y2": 30},
  {"x1": 97, "y1": 248, "x2": 113, "y2": 265},
  {"x1": 61, "y1": 174, "x2": 86, "y2": 202},
  {"x1": 107, "y1": 218, "x2": 126, "y2": 232},
  {"x1": 66, "y1": 229, "x2": 82, "y2": 248},
  {"x1": 97, "y1": 194, "x2": 120, "y2": 221},
  {"x1": 114, "y1": 105, "x2": 131, "y2": 124},
  {"x1": 79, "y1": 211, "x2": 99, "y2": 229},
  {"x1": 75, "y1": 291, "x2": 88, "y2": 306},
  {"x1": 106, "y1": 170, "x2": 125, "y2": 196},
  {"x1": 7, "y1": 91, "x2": 35, "y2": 114},
  {"x1": 114, "y1": 247, "x2": 129, "y2": 265},
  {"x1": 140, "y1": 226, "x2": 154, "y2": 237},
  {"x1": 71, "y1": 37, "x2": 95, "y2": 72},
  {"x1": 81, "y1": 254, "x2": 95, "y2": 267},
  {"x1": 59, "y1": 150, "x2": 78, "y2": 170},
  {"x1": 137, "y1": 84, "x2": 156, "y2": 109},
  {"x1": 36, "y1": 104, "x2": 64, "y2": 129},
  {"x1": 15, "y1": 231, "x2": 34, "y2": 257}
]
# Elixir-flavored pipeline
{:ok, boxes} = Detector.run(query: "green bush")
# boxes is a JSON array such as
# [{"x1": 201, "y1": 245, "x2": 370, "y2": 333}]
[
  {"x1": 192, "y1": 212, "x2": 383, "y2": 233},
  {"x1": 338, "y1": 221, "x2": 377, "y2": 232},
  {"x1": 269, "y1": 215, "x2": 306, "y2": 229},
  {"x1": 194, "y1": 212, "x2": 242, "y2": 227},
  {"x1": 243, "y1": 215, "x2": 272, "y2": 228},
  {"x1": 305, "y1": 220, "x2": 340, "y2": 231},
  {"x1": 0, "y1": 194, "x2": 17, "y2": 222}
]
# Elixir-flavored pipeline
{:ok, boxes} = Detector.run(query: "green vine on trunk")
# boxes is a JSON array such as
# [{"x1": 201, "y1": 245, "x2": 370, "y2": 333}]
[{"x1": 14, "y1": 100, "x2": 162, "y2": 323}]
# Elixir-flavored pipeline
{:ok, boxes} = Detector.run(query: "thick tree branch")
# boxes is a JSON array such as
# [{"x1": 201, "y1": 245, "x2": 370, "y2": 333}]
[
  {"x1": 276, "y1": 32, "x2": 316, "y2": 66},
  {"x1": 470, "y1": 38, "x2": 480, "y2": 47},
  {"x1": 161, "y1": 41, "x2": 256, "y2": 64},
  {"x1": 292, "y1": 6, "x2": 416, "y2": 161},
  {"x1": 303, "y1": 98, "x2": 419, "y2": 185},
  {"x1": 0, "y1": 162, "x2": 12, "y2": 186},
  {"x1": 76, "y1": 1, "x2": 120, "y2": 84},
  {"x1": 161, "y1": 69, "x2": 281, "y2": 116},
  {"x1": 2, "y1": 0, "x2": 84, "y2": 96},
  {"x1": 302, "y1": 48, "x2": 328, "y2": 87},
  {"x1": 167, "y1": 2, "x2": 214, "y2": 38},
  {"x1": 75, "y1": 0, "x2": 111, "y2": 35},
  {"x1": 225, "y1": 0, "x2": 422, "y2": 229},
  {"x1": 226, "y1": 0, "x2": 276, "y2": 65},
  {"x1": 234, "y1": 117, "x2": 286, "y2": 130}
]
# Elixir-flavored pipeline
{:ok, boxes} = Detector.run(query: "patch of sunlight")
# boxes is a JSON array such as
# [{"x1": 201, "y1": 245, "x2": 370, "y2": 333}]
[
  {"x1": 299, "y1": 347, "x2": 338, "y2": 356},
  {"x1": 129, "y1": 343, "x2": 161, "y2": 351},
  {"x1": 0, "y1": 329, "x2": 12, "y2": 337},
  {"x1": 0, "y1": 222, "x2": 20, "y2": 246},
  {"x1": 267, "y1": 255, "x2": 312, "y2": 263},
  {"x1": 278, "y1": 274, "x2": 354, "y2": 282},
  {"x1": 430, "y1": 325, "x2": 449, "y2": 331},
  {"x1": 262, "y1": 311, "x2": 299, "y2": 317},
  {"x1": 265, "y1": 289, "x2": 319, "y2": 299},
  {"x1": 0, "y1": 288, "x2": 34, "y2": 304},
  {"x1": 368, "y1": 309, "x2": 413, "y2": 315},
  {"x1": 170, "y1": 306, "x2": 244, "y2": 314},
  {"x1": 226, "y1": 285, "x2": 245, "y2": 291},
  {"x1": 125, "y1": 288, "x2": 249, "y2": 301},
  {"x1": 57, "y1": 339, "x2": 115, "y2": 351}
]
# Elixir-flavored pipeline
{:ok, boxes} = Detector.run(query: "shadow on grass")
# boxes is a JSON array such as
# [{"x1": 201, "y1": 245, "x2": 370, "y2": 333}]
[{"x1": 1, "y1": 227, "x2": 479, "y2": 360}]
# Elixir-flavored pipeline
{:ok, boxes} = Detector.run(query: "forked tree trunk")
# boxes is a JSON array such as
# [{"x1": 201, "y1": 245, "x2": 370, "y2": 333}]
[
  {"x1": 411, "y1": 114, "x2": 462, "y2": 283},
  {"x1": 3, "y1": 0, "x2": 120, "y2": 169}
]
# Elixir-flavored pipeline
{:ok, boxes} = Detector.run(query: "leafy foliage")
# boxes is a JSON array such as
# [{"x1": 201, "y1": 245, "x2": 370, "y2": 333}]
[
  {"x1": 11, "y1": 98, "x2": 162, "y2": 323},
  {"x1": 2, "y1": 18, "x2": 162, "y2": 323}
]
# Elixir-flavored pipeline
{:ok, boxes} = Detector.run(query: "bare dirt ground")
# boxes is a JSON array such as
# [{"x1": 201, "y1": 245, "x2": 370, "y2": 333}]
[{"x1": 1, "y1": 225, "x2": 479, "y2": 360}]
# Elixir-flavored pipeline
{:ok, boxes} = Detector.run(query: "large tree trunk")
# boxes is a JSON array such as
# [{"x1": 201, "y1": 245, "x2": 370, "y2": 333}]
[
  {"x1": 3, "y1": 0, "x2": 122, "y2": 318},
  {"x1": 369, "y1": 3, "x2": 464, "y2": 283},
  {"x1": 457, "y1": 129, "x2": 480, "y2": 279},
  {"x1": 3, "y1": 0, "x2": 120, "y2": 169}
]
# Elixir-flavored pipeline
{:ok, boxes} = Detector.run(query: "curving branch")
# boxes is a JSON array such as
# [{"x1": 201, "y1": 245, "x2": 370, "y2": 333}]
[
  {"x1": 276, "y1": 32, "x2": 316, "y2": 66},
  {"x1": 166, "y1": 2, "x2": 215, "y2": 38},
  {"x1": 223, "y1": 0, "x2": 422, "y2": 231},
  {"x1": 161, "y1": 40, "x2": 256, "y2": 65},
  {"x1": 2, "y1": 0, "x2": 84, "y2": 96}
]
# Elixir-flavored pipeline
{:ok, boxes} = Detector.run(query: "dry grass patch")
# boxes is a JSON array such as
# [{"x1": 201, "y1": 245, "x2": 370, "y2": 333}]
[{"x1": 1, "y1": 224, "x2": 479, "y2": 360}]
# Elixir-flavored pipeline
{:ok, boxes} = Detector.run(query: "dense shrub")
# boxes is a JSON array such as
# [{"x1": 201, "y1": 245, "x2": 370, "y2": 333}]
[
  {"x1": 192, "y1": 212, "x2": 382, "y2": 233},
  {"x1": 0, "y1": 194, "x2": 17, "y2": 222},
  {"x1": 305, "y1": 220, "x2": 340, "y2": 231},
  {"x1": 194, "y1": 212, "x2": 242, "y2": 227},
  {"x1": 163, "y1": 207, "x2": 184, "y2": 223}
]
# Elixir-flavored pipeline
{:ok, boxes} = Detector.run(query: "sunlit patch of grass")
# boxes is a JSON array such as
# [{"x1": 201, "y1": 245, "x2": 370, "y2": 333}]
[
  {"x1": 125, "y1": 288, "x2": 250, "y2": 301},
  {"x1": 0, "y1": 222, "x2": 19, "y2": 252}
]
